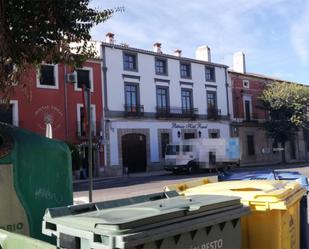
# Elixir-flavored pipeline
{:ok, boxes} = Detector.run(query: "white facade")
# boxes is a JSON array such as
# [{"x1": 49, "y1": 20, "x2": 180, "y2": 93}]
[{"x1": 101, "y1": 40, "x2": 231, "y2": 176}]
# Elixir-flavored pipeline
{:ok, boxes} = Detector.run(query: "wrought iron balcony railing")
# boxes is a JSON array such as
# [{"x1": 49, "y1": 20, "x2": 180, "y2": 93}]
[
  {"x1": 156, "y1": 106, "x2": 198, "y2": 119},
  {"x1": 124, "y1": 105, "x2": 144, "y2": 117},
  {"x1": 207, "y1": 108, "x2": 221, "y2": 120}
]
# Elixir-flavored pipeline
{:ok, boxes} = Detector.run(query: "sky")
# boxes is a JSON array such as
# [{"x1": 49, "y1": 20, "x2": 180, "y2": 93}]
[{"x1": 89, "y1": 0, "x2": 309, "y2": 84}]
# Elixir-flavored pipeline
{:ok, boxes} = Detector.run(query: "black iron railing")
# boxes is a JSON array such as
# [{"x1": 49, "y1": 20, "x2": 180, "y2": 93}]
[
  {"x1": 207, "y1": 108, "x2": 221, "y2": 120},
  {"x1": 156, "y1": 106, "x2": 198, "y2": 119},
  {"x1": 124, "y1": 105, "x2": 144, "y2": 117}
]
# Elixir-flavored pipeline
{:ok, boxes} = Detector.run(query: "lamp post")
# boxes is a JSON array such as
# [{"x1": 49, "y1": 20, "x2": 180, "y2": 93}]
[{"x1": 68, "y1": 69, "x2": 93, "y2": 202}]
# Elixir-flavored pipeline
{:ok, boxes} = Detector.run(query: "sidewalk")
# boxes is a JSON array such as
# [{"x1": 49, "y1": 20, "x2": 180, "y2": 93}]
[
  {"x1": 73, "y1": 161, "x2": 309, "y2": 184},
  {"x1": 73, "y1": 170, "x2": 168, "y2": 184}
]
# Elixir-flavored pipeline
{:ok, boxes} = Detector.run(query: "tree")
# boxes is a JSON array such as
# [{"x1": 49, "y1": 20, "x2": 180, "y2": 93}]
[
  {"x1": 260, "y1": 82, "x2": 309, "y2": 162},
  {"x1": 0, "y1": 0, "x2": 122, "y2": 100}
]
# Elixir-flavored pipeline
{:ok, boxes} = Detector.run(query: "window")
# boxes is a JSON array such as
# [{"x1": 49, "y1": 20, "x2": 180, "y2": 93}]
[
  {"x1": 180, "y1": 62, "x2": 191, "y2": 78},
  {"x1": 209, "y1": 132, "x2": 219, "y2": 138},
  {"x1": 205, "y1": 66, "x2": 215, "y2": 81},
  {"x1": 125, "y1": 83, "x2": 140, "y2": 113},
  {"x1": 75, "y1": 68, "x2": 94, "y2": 91},
  {"x1": 123, "y1": 52, "x2": 137, "y2": 71},
  {"x1": 243, "y1": 80, "x2": 250, "y2": 88},
  {"x1": 0, "y1": 101, "x2": 19, "y2": 126},
  {"x1": 37, "y1": 64, "x2": 58, "y2": 89},
  {"x1": 77, "y1": 104, "x2": 96, "y2": 136},
  {"x1": 161, "y1": 133, "x2": 170, "y2": 158},
  {"x1": 247, "y1": 135, "x2": 255, "y2": 155},
  {"x1": 184, "y1": 133, "x2": 195, "y2": 139},
  {"x1": 181, "y1": 89, "x2": 193, "y2": 112},
  {"x1": 207, "y1": 91, "x2": 217, "y2": 108},
  {"x1": 155, "y1": 58, "x2": 167, "y2": 75},
  {"x1": 156, "y1": 87, "x2": 169, "y2": 109},
  {"x1": 0, "y1": 104, "x2": 13, "y2": 124}
]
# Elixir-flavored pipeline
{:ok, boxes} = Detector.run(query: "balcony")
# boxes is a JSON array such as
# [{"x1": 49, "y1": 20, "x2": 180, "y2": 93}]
[
  {"x1": 156, "y1": 106, "x2": 198, "y2": 119},
  {"x1": 124, "y1": 105, "x2": 144, "y2": 117},
  {"x1": 76, "y1": 121, "x2": 101, "y2": 138},
  {"x1": 207, "y1": 108, "x2": 221, "y2": 120},
  {"x1": 244, "y1": 112, "x2": 259, "y2": 122}
]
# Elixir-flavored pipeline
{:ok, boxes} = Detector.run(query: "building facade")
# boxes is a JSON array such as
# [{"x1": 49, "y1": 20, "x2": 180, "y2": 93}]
[
  {"x1": 102, "y1": 33, "x2": 232, "y2": 176},
  {"x1": 229, "y1": 52, "x2": 307, "y2": 165},
  {"x1": 0, "y1": 60, "x2": 105, "y2": 176}
]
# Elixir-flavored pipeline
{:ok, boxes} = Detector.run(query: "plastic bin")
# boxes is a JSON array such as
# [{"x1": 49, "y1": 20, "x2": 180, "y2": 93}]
[
  {"x1": 42, "y1": 191, "x2": 250, "y2": 249},
  {"x1": 0, "y1": 123, "x2": 73, "y2": 242},
  {"x1": 166, "y1": 180, "x2": 306, "y2": 249},
  {"x1": 219, "y1": 170, "x2": 309, "y2": 249},
  {"x1": 0, "y1": 229, "x2": 56, "y2": 249}
]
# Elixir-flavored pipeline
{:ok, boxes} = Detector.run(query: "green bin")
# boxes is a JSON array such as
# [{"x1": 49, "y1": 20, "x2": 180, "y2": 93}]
[
  {"x1": 43, "y1": 191, "x2": 250, "y2": 249},
  {"x1": 0, "y1": 123, "x2": 73, "y2": 242},
  {"x1": 0, "y1": 229, "x2": 56, "y2": 249}
]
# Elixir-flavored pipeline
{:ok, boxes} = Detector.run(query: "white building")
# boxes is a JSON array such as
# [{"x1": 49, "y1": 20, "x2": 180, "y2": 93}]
[{"x1": 101, "y1": 33, "x2": 232, "y2": 176}]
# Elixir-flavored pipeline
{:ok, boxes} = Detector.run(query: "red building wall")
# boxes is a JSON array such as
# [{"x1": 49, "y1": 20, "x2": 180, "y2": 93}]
[
  {"x1": 6, "y1": 60, "x2": 103, "y2": 144},
  {"x1": 230, "y1": 72, "x2": 268, "y2": 120}
]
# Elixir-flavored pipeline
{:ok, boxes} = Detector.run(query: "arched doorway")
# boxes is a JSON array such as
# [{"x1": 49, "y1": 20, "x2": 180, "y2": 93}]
[{"x1": 121, "y1": 133, "x2": 147, "y2": 173}]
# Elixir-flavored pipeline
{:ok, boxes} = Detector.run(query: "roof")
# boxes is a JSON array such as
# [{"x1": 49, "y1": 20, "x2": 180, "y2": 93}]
[
  {"x1": 228, "y1": 69, "x2": 307, "y2": 86},
  {"x1": 100, "y1": 41, "x2": 229, "y2": 69}
]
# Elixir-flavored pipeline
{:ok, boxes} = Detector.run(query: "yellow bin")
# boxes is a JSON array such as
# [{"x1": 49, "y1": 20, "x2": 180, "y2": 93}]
[{"x1": 165, "y1": 179, "x2": 306, "y2": 249}]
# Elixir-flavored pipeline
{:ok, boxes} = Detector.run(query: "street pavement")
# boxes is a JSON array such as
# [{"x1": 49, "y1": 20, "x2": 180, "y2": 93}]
[{"x1": 73, "y1": 162, "x2": 309, "y2": 203}]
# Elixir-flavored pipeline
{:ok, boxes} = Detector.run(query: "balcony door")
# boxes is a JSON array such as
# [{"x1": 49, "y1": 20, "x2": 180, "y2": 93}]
[
  {"x1": 244, "y1": 100, "x2": 251, "y2": 121},
  {"x1": 125, "y1": 83, "x2": 139, "y2": 113},
  {"x1": 156, "y1": 87, "x2": 169, "y2": 115},
  {"x1": 181, "y1": 89, "x2": 193, "y2": 113}
]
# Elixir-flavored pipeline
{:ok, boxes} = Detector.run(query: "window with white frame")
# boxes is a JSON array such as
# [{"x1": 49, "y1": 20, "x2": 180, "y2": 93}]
[
  {"x1": 76, "y1": 104, "x2": 96, "y2": 137},
  {"x1": 37, "y1": 64, "x2": 59, "y2": 89},
  {"x1": 243, "y1": 80, "x2": 250, "y2": 88},
  {"x1": 75, "y1": 67, "x2": 94, "y2": 92},
  {"x1": 0, "y1": 100, "x2": 18, "y2": 126}
]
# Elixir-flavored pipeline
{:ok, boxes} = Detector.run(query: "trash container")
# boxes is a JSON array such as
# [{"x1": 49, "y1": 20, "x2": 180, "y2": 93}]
[
  {"x1": 166, "y1": 179, "x2": 306, "y2": 249},
  {"x1": 0, "y1": 229, "x2": 56, "y2": 249},
  {"x1": 42, "y1": 191, "x2": 250, "y2": 249},
  {"x1": 0, "y1": 123, "x2": 73, "y2": 242},
  {"x1": 218, "y1": 169, "x2": 309, "y2": 249}
]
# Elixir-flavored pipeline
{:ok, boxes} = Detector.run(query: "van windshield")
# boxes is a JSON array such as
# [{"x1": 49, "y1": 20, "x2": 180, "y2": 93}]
[{"x1": 166, "y1": 145, "x2": 180, "y2": 155}]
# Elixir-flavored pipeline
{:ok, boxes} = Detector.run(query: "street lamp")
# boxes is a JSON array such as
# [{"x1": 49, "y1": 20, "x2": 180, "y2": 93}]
[{"x1": 67, "y1": 70, "x2": 93, "y2": 203}]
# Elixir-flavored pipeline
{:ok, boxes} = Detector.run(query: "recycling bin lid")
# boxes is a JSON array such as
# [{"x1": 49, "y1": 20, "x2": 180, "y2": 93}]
[
  {"x1": 166, "y1": 179, "x2": 307, "y2": 211},
  {"x1": 43, "y1": 192, "x2": 245, "y2": 235},
  {"x1": 219, "y1": 170, "x2": 309, "y2": 191}
]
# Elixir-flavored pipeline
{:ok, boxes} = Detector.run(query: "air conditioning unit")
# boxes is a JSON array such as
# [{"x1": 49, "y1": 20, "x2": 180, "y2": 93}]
[{"x1": 67, "y1": 72, "x2": 77, "y2": 84}]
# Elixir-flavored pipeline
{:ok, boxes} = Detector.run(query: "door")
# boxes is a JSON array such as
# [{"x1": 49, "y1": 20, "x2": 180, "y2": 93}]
[
  {"x1": 184, "y1": 133, "x2": 195, "y2": 140},
  {"x1": 161, "y1": 133, "x2": 170, "y2": 158},
  {"x1": 244, "y1": 100, "x2": 251, "y2": 121},
  {"x1": 122, "y1": 134, "x2": 147, "y2": 173}
]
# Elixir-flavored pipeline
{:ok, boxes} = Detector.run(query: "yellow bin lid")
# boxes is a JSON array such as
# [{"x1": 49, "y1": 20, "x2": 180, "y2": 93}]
[{"x1": 165, "y1": 179, "x2": 306, "y2": 211}]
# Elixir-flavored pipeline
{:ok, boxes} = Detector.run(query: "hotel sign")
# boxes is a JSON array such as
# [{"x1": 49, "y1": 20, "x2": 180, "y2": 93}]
[{"x1": 172, "y1": 122, "x2": 208, "y2": 129}]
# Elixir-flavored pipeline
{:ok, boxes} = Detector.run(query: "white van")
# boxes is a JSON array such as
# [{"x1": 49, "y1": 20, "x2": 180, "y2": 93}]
[{"x1": 164, "y1": 138, "x2": 240, "y2": 173}]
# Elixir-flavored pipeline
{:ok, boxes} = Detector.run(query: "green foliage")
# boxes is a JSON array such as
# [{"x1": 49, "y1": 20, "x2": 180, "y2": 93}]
[
  {"x1": 66, "y1": 141, "x2": 82, "y2": 171},
  {"x1": 260, "y1": 82, "x2": 309, "y2": 143},
  {"x1": 0, "y1": 0, "x2": 123, "y2": 98}
]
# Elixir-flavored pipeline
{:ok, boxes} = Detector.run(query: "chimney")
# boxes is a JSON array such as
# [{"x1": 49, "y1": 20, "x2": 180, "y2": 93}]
[
  {"x1": 233, "y1": 51, "x2": 246, "y2": 74},
  {"x1": 174, "y1": 49, "x2": 182, "y2": 57},
  {"x1": 153, "y1": 42, "x2": 162, "y2": 53},
  {"x1": 105, "y1": 32, "x2": 115, "y2": 44},
  {"x1": 195, "y1": 45, "x2": 211, "y2": 62}
]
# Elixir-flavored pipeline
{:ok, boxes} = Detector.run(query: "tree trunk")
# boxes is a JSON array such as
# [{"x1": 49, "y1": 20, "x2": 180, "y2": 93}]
[{"x1": 281, "y1": 141, "x2": 286, "y2": 164}]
